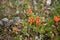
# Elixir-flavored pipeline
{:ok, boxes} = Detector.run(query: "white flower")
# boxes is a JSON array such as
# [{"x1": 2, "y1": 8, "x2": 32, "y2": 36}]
[{"x1": 46, "y1": 0, "x2": 51, "y2": 6}]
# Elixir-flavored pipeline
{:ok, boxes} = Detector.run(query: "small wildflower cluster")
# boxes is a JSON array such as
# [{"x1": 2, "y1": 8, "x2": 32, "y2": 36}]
[
  {"x1": 0, "y1": 0, "x2": 60, "y2": 40},
  {"x1": 27, "y1": 8, "x2": 41, "y2": 26}
]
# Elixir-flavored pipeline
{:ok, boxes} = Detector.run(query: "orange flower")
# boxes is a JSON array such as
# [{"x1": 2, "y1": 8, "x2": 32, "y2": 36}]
[
  {"x1": 36, "y1": 16, "x2": 41, "y2": 23},
  {"x1": 35, "y1": 16, "x2": 41, "y2": 27},
  {"x1": 54, "y1": 16, "x2": 60, "y2": 22},
  {"x1": 28, "y1": 17, "x2": 34, "y2": 24},
  {"x1": 12, "y1": 27, "x2": 19, "y2": 32},
  {"x1": 27, "y1": 8, "x2": 32, "y2": 14}
]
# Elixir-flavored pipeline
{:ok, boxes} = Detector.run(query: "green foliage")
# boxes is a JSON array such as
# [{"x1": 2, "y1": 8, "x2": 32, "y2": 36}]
[
  {"x1": 0, "y1": 5, "x2": 6, "y2": 9},
  {"x1": 57, "y1": 22, "x2": 60, "y2": 32},
  {"x1": 14, "y1": 37, "x2": 21, "y2": 40},
  {"x1": 54, "y1": 36, "x2": 60, "y2": 40}
]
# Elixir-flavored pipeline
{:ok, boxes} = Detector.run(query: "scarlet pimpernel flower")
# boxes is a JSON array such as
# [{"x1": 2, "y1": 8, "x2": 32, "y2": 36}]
[
  {"x1": 28, "y1": 17, "x2": 34, "y2": 24},
  {"x1": 36, "y1": 16, "x2": 41, "y2": 26},
  {"x1": 27, "y1": 8, "x2": 32, "y2": 14},
  {"x1": 36, "y1": 16, "x2": 41, "y2": 23},
  {"x1": 54, "y1": 16, "x2": 60, "y2": 22}
]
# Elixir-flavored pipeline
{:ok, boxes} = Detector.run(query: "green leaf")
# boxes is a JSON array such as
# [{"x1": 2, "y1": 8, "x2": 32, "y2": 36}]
[
  {"x1": 45, "y1": 26, "x2": 53, "y2": 32},
  {"x1": 47, "y1": 32, "x2": 53, "y2": 37},
  {"x1": 14, "y1": 0, "x2": 19, "y2": 6},
  {"x1": 0, "y1": 5, "x2": 6, "y2": 9},
  {"x1": 21, "y1": 28, "x2": 27, "y2": 35},
  {"x1": 39, "y1": 27, "x2": 45, "y2": 34},
  {"x1": 21, "y1": 21, "x2": 28, "y2": 26},
  {"x1": 57, "y1": 22, "x2": 60, "y2": 32},
  {"x1": 14, "y1": 37, "x2": 20, "y2": 40},
  {"x1": 28, "y1": 12, "x2": 35, "y2": 17}
]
